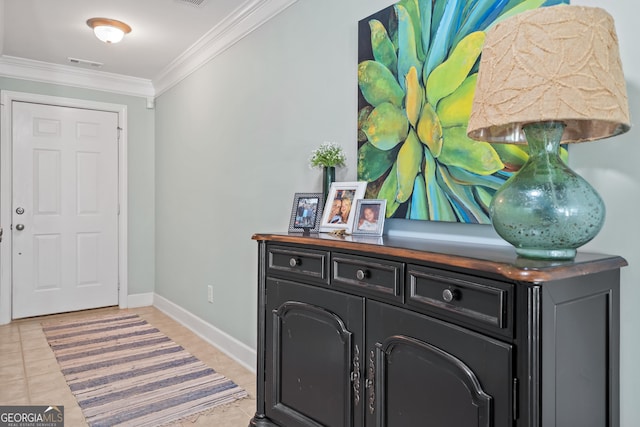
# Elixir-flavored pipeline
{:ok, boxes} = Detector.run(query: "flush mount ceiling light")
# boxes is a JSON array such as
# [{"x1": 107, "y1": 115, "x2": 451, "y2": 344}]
[{"x1": 86, "y1": 18, "x2": 131, "y2": 44}]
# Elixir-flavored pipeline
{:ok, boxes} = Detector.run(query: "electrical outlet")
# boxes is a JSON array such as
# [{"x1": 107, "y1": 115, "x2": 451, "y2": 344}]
[{"x1": 207, "y1": 285, "x2": 214, "y2": 303}]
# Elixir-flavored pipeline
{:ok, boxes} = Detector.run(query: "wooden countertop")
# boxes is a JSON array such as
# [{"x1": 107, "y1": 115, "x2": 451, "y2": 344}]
[{"x1": 252, "y1": 232, "x2": 627, "y2": 283}]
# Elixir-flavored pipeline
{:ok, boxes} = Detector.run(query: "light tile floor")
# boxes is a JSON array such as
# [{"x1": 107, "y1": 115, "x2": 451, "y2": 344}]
[{"x1": 0, "y1": 306, "x2": 256, "y2": 427}]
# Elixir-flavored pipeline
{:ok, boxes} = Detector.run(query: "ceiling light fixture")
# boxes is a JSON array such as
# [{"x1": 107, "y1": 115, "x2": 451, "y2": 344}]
[{"x1": 86, "y1": 18, "x2": 131, "y2": 44}]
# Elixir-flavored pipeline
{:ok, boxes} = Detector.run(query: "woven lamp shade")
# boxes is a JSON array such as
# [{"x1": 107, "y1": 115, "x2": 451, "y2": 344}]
[{"x1": 467, "y1": 5, "x2": 630, "y2": 144}]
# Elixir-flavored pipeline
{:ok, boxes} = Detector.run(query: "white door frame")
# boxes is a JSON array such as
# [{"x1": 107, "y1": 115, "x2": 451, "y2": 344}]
[{"x1": 0, "y1": 91, "x2": 128, "y2": 324}]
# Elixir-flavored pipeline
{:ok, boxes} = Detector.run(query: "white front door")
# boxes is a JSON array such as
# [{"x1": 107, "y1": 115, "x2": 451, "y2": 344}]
[{"x1": 11, "y1": 101, "x2": 119, "y2": 319}]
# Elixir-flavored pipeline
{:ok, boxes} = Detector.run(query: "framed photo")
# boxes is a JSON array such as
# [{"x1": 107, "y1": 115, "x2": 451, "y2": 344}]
[
  {"x1": 319, "y1": 181, "x2": 367, "y2": 233},
  {"x1": 352, "y1": 199, "x2": 386, "y2": 236},
  {"x1": 288, "y1": 193, "x2": 323, "y2": 233}
]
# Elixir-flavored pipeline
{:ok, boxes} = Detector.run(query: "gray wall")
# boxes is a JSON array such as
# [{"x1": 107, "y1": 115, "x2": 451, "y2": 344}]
[
  {"x1": 154, "y1": 0, "x2": 388, "y2": 345},
  {"x1": 0, "y1": 77, "x2": 156, "y2": 296}
]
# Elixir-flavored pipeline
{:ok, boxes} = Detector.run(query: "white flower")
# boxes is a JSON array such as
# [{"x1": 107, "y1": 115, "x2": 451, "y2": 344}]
[{"x1": 309, "y1": 142, "x2": 346, "y2": 169}]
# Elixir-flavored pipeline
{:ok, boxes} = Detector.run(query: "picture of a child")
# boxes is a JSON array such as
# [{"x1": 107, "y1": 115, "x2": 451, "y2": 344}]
[{"x1": 357, "y1": 205, "x2": 379, "y2": 231}]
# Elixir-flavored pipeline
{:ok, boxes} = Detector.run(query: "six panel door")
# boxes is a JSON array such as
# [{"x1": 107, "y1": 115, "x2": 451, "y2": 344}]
[{"x1": 12, "y1": 101, "x2": 119, "y2": 318}]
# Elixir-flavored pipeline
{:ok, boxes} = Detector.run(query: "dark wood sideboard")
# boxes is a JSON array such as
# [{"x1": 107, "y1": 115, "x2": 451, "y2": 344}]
[{"x1": 249, "y1": 233, "x2": 626, "y2": 427}]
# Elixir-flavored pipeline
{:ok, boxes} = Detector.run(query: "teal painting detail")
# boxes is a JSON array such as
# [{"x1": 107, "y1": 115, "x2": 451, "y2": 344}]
[{"x1": 357, "y1": 0, "x2": 569, "y2": 223}]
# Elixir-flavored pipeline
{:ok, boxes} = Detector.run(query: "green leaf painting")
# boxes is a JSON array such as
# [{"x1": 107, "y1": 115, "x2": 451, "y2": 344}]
[{"x1": 357, "y1": 0, "x2": 569, "y2": 223}]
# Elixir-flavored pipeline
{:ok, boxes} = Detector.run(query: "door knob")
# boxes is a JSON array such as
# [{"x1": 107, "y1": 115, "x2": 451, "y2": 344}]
[{"x1": 15, "y1": 224, "x2": 25, "y2": 231}]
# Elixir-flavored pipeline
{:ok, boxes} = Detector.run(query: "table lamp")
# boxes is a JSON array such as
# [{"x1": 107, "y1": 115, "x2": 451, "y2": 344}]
[{"x1": 467, "y1": 5, "x2": 630, "y2": 260}]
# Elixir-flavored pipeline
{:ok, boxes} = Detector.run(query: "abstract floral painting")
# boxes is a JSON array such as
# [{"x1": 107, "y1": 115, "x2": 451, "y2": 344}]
[{"x1": 357, "y1": 0, "x2": 569, "y2": 223}]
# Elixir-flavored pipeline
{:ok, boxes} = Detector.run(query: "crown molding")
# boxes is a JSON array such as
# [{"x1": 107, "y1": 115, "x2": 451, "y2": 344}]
[
  {"x1": 153, "y1": 0, "x2": 298, "y2": 96},
  {"x1": 0, "y1": 0, "x2": 297, "y2": 99},
  {"x1": 0, "y1": 55, "x2": 155, "y2": 98}
]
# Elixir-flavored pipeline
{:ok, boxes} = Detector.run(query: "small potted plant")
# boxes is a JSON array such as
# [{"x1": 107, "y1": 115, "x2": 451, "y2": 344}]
[{"x1": 309, "y1": 142, "x2": 346, "y2": 200}]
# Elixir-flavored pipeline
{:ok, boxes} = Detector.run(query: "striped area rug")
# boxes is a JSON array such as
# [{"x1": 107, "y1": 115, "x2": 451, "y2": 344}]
[{"x1": 42, "y1": 313, "x2": 248, "y2": 427}]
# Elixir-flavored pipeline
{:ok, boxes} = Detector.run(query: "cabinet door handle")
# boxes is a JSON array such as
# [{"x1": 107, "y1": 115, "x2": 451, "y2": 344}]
[
  {"x1": 351, "y1": 345, "x2": 360, "y2": 406},
  {"x1": 367, "y1": 349, "x2": 375, "y2": 415},
  {"x1": 289, "y1": 257, "x2": 300, "y2": 267},
  {"x1": 356, "y1": 269, "x2": 369, "y2": 280}
]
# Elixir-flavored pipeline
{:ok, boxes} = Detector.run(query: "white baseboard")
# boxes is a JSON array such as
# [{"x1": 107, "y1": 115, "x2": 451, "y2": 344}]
[
  {"x1": 126, "y1": 292, "x2": 154, "y2": 308},
  {"x1": 153, "y1": 293, "x2": 256, "y2": 374}
]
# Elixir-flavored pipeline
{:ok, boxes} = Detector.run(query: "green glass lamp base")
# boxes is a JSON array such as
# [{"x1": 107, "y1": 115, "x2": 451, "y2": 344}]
[
  {"x1": 515, "y1": 247, "x2": 576, "y2": 261},
  {"x1": 490, "y1": 122, "x2": 605, "y2": 261}
]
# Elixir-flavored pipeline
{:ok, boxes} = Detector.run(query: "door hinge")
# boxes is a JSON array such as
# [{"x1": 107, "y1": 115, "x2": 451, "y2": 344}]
[
  {"x1": 117, "y1": 127, "x2": 122, "y2": 141},
  {"x1": 512, "y1": 377, "x2": 519, "y2": 420}
]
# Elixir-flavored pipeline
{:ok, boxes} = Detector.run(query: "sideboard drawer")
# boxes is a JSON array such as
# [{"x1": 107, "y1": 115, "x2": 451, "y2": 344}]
[
  {"x1": 407, "y1": 265, "x2": 512, "y2": 336},
  {"x1": 267, "y1": 245, "x2": 329, "y2": 284},
  {"x1": 332, "y1": 253, "x2": 404, "y2": 302}
]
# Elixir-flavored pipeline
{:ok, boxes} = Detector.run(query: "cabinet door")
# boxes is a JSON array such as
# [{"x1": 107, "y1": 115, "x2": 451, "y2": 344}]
[
  {"x1": 365, "y1": 301, "x2": 513, "y2": 427},
  {"x1": 266, "y1": 278, "x2": 365, "y2": 427}
]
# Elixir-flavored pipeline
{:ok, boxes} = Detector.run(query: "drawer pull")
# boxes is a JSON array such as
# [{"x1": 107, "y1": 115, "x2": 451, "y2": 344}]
[
  {"x1": 289, "y1": 257, "x2": 300, "y2": 267},
  {"x1": 442, "y1": 288, "x2": 459, "y2": 303},
  {"x1": 356, "y1": 269, "x2": 369, "y2": 280}
]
